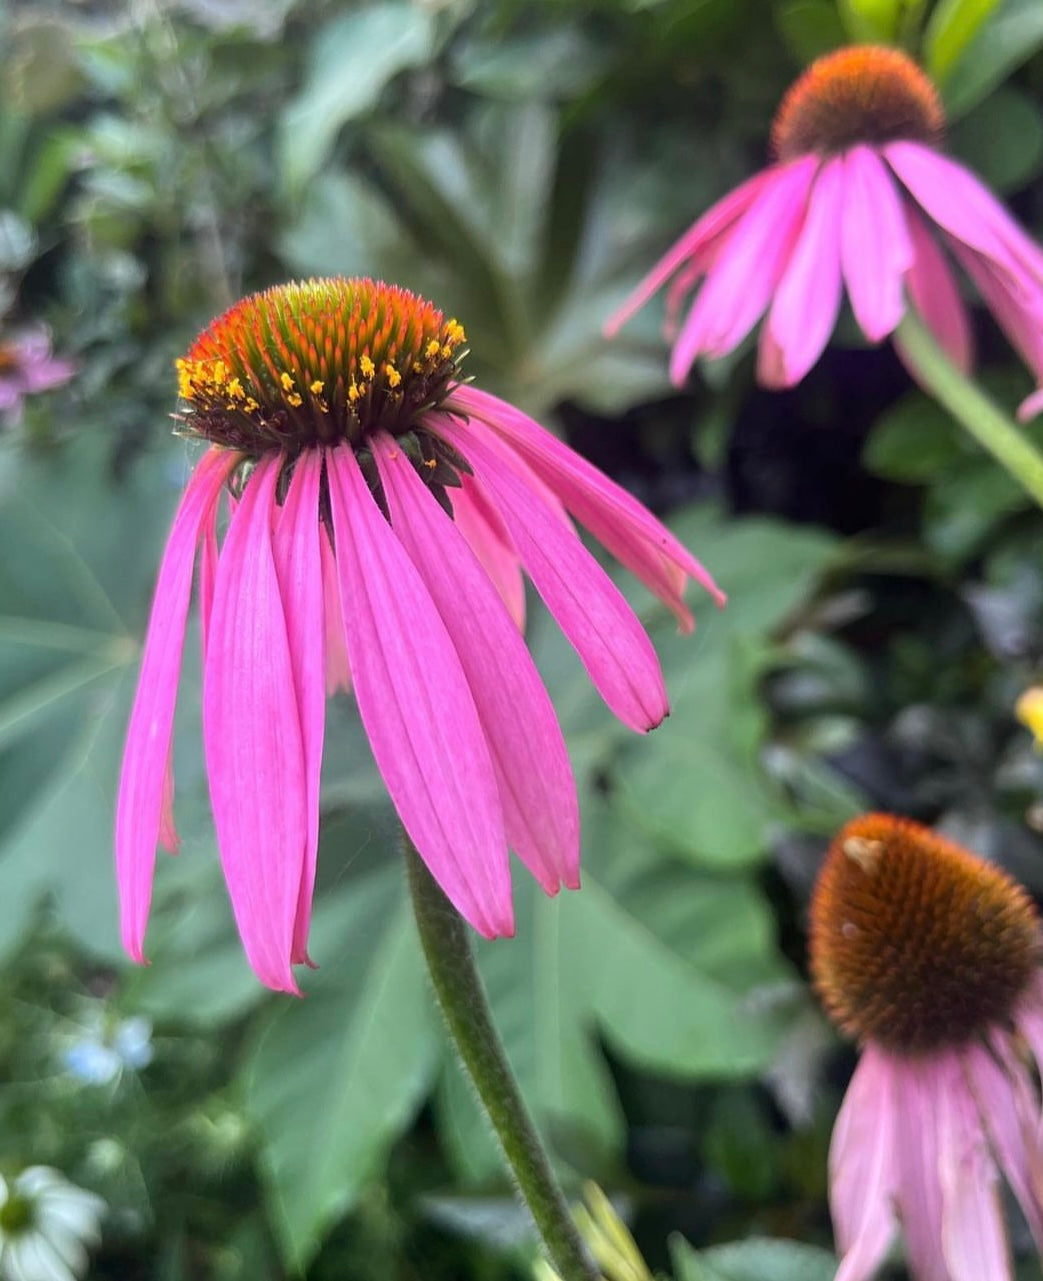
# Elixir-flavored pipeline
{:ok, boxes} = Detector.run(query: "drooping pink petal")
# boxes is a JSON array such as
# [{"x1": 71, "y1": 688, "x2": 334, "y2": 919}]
[
  {"x1": 886, "y1": 141, "x2": 1043, "y2": 291},
  {"x1": 669, "y1": 156, "x2": 819, "y2": 385},
  {"x1": 758, "y1": 156, "x2": 845, "y2": 389},
  {"x1": 1018, "y1": 387, "x2": 1043, "y2": 423},
  {"x1": 830, "y1": 1046, "x2": 898, "y2": 1281},
  {"x1": 157, "y1": 749, "x2": 178, "y2": 854},
  {"x1": 203, "y1": 455, "x2": 307, "y2": 993},
  {"x1": 447, "y1": 385, "x2": 724, "y2": 628},
  {"x1": 436, "y1": 414, "x2": 669, "y2": 732},
  {"x1": 892, "y1": 1055, "x2": 952, "y2": 1281},
  {"x1": 938, "y1": 1056, "x2": 1013, "y2": 1281},
  {"x1": 604, "y1": 166, "x2": 778, "y2": 337},
  {"x1": 964, "y1": 1037, "x2": 1043, "y2": 1253},
  {"x1": 373, "y1": 433, "x2": 579, "y2": 894},
  {"x1": 271, "y1": 451, "x2": 326, "y2": 966},
  {"x1": 325, "y1": 444, "x2": 512, "y2": 938},
  {"x1": 199, "y1": 510, "x2": 220, "y2": 658},
  {"x1": 452, "y1": 475, "x2": 526, "y2": 629},
  {"x1": 319, "y1": 521, "x2": 352, "y2": 694},
  {"x1": 949, "y1": 241, "x2": 1043, "y2": 381},
  {"x1": 116, "y1": 447, "x2": 232, "y2": 963},
  {"x1": 900, "y1": 202, "x2": 973, "y2": 374},
  {"x1": 1014, "y1": 975, "x2": 1043, "y2": 1078},
  {"x1": 840, "y1": 145, "x2": 914, "y2": 343}
]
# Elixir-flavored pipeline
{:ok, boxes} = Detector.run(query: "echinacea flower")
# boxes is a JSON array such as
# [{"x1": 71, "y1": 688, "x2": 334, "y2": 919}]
[
  {"x1": 0, "y1": 331, "x2": 74, "y2": 424},
  {"x1": 116, "y1": 277, "x2": 722, "y2": 992},
  {"x1": 0, "y1": 1167, "x2": 105, "y2": 1281},
  {"x1": 809, "y1": 813, "x2": 1043, "y2": 1281},
  {"x1": 606, "y1": 45, "x2": 1043, "y2": 409}
]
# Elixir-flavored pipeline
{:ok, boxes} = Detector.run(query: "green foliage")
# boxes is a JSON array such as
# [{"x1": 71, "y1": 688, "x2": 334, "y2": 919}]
[{"x1": 671, "y1": 1236, "x2": 839, "y2": 1281}]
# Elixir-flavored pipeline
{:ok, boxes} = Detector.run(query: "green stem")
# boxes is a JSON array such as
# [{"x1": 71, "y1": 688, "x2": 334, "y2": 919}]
[
  {"x1": 404, "y1": 837, "x2": 599, "y2": 1281},
  {"x1": 895, "y1": 310, "x2": 1043, "y2": 511}
]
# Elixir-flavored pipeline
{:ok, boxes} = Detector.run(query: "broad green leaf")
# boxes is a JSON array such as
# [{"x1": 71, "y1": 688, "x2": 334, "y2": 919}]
[
  {"x1": 948, "y1": 85, "x2": 1043, "y2": 192},
  {"x1": 278, "y1": 4, "x2": 436, "y2": 198},
  {"x1": 671, "y1": 1235, "x2": 839, "y2": 1281},
  {"x1": 864, "y1": 391, "x2": 968, "y2": 481},
  {"x1": 940, "y1": 0, "x2": 1043, "y2": 118},
  {"x1": 925, "y1": 0, "x2": 1004, "y2": 84},
  {"x1": 774, "y1": 1, "x2": 846, "y2": 62},
  {"x1": 437, "y1": 798, "x2": 793, "y2": 1184},
  {"x1": 837, "y1": 0, "x2": 902, "y2": 42},
  {"x1": 245, "y1": 869, "x2": 438, "y2": 1269}
]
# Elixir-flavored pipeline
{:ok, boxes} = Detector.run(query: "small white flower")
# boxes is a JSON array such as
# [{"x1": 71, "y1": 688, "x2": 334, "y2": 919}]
[{"x1": 0, "y1": 1168, "x2": 105, "y2": 1281}]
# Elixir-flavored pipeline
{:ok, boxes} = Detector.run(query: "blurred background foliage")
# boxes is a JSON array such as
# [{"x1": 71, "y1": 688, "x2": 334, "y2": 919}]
[{"x1": 2, "y1": 0, "x2": 1043, "y2": 1277}]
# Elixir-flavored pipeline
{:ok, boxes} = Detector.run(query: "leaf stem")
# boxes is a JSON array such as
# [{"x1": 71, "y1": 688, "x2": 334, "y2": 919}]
[
  {"x1": 895, "y1": 310, "x2": 1043, "y2": 511},
  {"x1": 403, "y1": 836, "x2": 599, "y2": 1281}
]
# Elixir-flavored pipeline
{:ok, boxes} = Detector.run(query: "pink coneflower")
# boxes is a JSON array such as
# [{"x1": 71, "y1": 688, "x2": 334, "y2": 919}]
[
  {"x1": 810, "y1": 813, "x2": 1043, "y2": 1281},
  {"x1": 116, "y1": 277, "x2": 722, "y2": 992},
  {"x1": 0, "y1": 329, "x2": 75, "y2": 422},
  {"x1": 606, "y1": 45, "x2": 1043, "y2": 406}
]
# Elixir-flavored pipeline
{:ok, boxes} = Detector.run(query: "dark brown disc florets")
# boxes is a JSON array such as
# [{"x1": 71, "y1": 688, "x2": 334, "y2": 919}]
[
  {"x1": 809, "y1": 813, "x2": 1041, "y2": 1056},
  {"x1": 772, "y1": 46, "x2": 945, "y2": 162}
]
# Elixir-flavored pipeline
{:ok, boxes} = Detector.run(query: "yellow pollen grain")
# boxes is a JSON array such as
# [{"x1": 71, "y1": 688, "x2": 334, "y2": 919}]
[
  {"x1": 280, "y1": 371, "x2": 296, "y2": 391},
  {"x1": 309, "y1": 379, "x2": 324, "y2": 394},
  {"x1": 424, "y1": 458, "x2": 437, "y2": 469},
  {"x1": 445, "y1": 319, "x2": 466, "y2": 345},
  {"x1": 360, "y1": 355, "x2": 375, "y2": 379},
  {"x1": 385, "y1": 362, "x2": 402, "y2": 388},
  {"x1": 226, "y1": 377, "x2": 245, "y2": 400},
  {"x1": 286, "y1": 392, "x2": 303, "y2": 408},
  {"x1": 348, "y1": 381, "x2": 360, "y2": 403},
  {"x1": 425, "y1": 339, "x2": 442, "y2": 359},
  {"x1": 244, "y1": 397, "x2": 259, "y2": 412}
]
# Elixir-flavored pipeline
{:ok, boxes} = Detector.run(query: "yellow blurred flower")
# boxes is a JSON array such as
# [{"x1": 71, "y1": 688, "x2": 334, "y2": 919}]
[{"x1": 1016, "y1": 687, "x2": 1043, "y2": 747}]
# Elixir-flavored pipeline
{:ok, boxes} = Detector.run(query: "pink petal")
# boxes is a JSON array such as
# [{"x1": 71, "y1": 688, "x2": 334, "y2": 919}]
[
  {"x1": 452, "y1": 475, "x2": 526, "y2": 630},
  {"x1": 900, "y1": 202, "x2": 973, "y2": 374},
  {"x1": 886, "y1": 141, "x2": 1043, "y2": 291},
  {"x1": 271, "y1": 451, "x2": 326, "y2": 966},
  {"x1": 325, "y1": 444, "x2": 512, "y2": 938},
  {"x1": 1018, "y1": 387, "x2": 1043, "y2": 423},
  {"x1": 373, "y1": 434, "x2": 579, "y2": 893},
  {"x1": 199, "y1": 509, "x2": 220, "y2": 658},
  {"x1": 319, "y1": 521, "x2": 352, "y2": 694},
  {"x1": 116, "y1": 447, "x2": 232, "y2": 964},
  {"x1": 603, "y1": 166, "x2": 778, "y2": 337},
  {"x1": 949, "y1": 240, "x2": 1043, "y2": 381},
  {"x1": 669, "y1": 156, "x2": 819, "y2": 385},
  {"x1": 158, "y1": 751, "x2": 178, "y2": 853},
  {"x1": 203, "y1": 455, "x2": 307, "y2": 993},
  {"x1": 939, "y1": 1055, "x2": 1013, "y2": 1281},
  {"x1": 448, "y1": 385, "x2": 724, "y2": 627},
  {"x1": 830, "y1": 1046, "x2": 898, "y2": 1281},
  {"x1": 435, "y1": 414, "x2": 669, "y2": 732},
  {"x1": 758, "y1": 156, "x2": 845, "y2": 389},
  {"x1": 1014, "y1": 975, "x2": 1043, "y2": 1082},
  {"x1": 892, "y1": 1054, "x2": 953, "y2": 1281},
  {"x1": 840, "y1": 145, "x2": 914, "y2": 343},
  {"x1": 964, "y1": 1037, "x2": 1043, "y2": 1253}
]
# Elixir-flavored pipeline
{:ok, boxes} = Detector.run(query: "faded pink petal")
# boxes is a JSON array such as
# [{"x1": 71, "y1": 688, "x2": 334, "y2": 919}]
[
  {"x1": 451, "y1": 476, "x2": 526, "y2": 630},
  {"x1": 157, "y1": 750, "x2": 178, "y2": 854},
  {"x1": 964, "y1": 1038, "x2": 1043, "y2": 1253},
  {"x1": 831, "y1": 1046, "x2": 897, "y2": 1281},
  {"x1": 1014, "y1": 975, "x2": 1043, "y2": 1077},
  {"x1": 840, "y1": 145, "x2": 914, "y2": 343},
  {"x1": 116, "y1": 447, "x2": 231, "y2": 963},
  {"x1": 325, "y1": 444, "x2": 512, "y2": 938},
  {"x1": 886, "y1": 141, "x2": 1043, "y2": 290},
  {"x1": 604, "y1": 167, "x2": 777, "y2": 337},
  {"x1": 758, "y1": 156, "x2": 845, "y2": 389},
  {"x1": 199, "y1": 510, "x2": 219, "y2": 659},
  {"x1": 437, "y1": 415, "x2": 669, "y2": 732},
  {"x1": 448, "y1": 385, "x2": 724, "y2": 626},
  {"x1": 272, "y1": 451, "x2": 326, "y2": 966},
  {"x1": 901, "y1": 202, "x2": 973, "y2": 374},
  {"x1": 892, "y1": 1056, "x2": 951, "y2": 1281},
  {"x1": 203, "y1": 456, "x2": 306, "y2": 993},
  {"x1": 938, "y1": 1058, "x2": 1013, "y2": 1281},
  {"x1": 374, "y1": 434, "x2": 579, "y2": 893},
  {"x1": 669, "y1": 156, "x2": 818, "y2": 385},
  {"x1": 950, "y1": 242, "x2": 1043, "y2": 381}
]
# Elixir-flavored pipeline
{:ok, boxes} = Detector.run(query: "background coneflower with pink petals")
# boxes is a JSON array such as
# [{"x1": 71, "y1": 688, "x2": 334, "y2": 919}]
[
  {"x1": 115, "y1": 276, "x2": 723, "y2": 993},
  {"x1": 810, "y1": 813, "x2": 1043, "y2": 1281},
  {"x1": 606, "y1": 45, "x2": 1043, "y2": 415}
]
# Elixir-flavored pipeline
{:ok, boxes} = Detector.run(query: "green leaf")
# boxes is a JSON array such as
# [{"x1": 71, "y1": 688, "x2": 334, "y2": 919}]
[
  {"x1": 245, "y1": 868, "x2": 438, "y2": 1269},
  {"x1": 837, "y1": 0, "x2": 902, "y2": 42},
  {"x1": 671, "y1": 1235, "x2": 839, "y2": 1281},
  {"x1": 437, "y1": 797, "x2": 792, "y2": 1184},
  {"x1": 940, "y1": 0, "x2": 1043, "y2": 119},
  {"x1": 948, "y1": 84, "x2": 1043, "y2": 192},
  {"x1": 864, "y1": 391, "x2": 967, "y2": 481},
  {"x1": 278, "y1": 4, "x2": 436, "y2": 198},
  {"x1": 925, "y1": 0, "x2": 1004, "y2": 85},
  {"x1": 774, "y1": 1, "x2": 846, "y2": 64}
]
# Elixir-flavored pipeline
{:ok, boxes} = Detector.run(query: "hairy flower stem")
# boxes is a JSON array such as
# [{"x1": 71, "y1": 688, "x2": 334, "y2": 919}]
[
  {"x1": 896, "y1": 310, "x2": 1043, "y2": 511},
  {"x1": 404, "y1": 836, "x2": 599, "y2": 1281}
]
